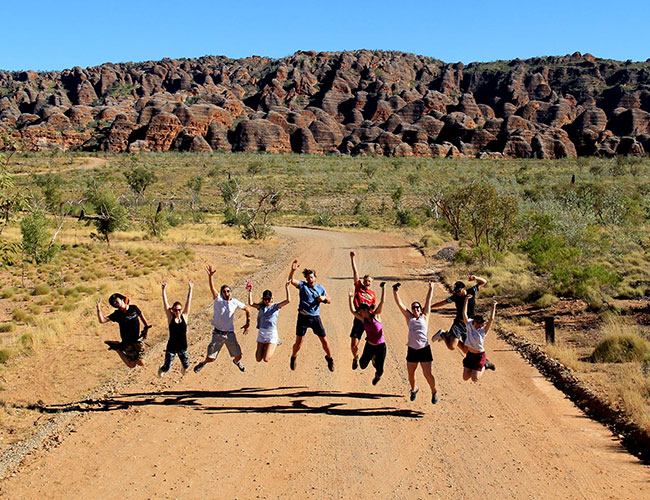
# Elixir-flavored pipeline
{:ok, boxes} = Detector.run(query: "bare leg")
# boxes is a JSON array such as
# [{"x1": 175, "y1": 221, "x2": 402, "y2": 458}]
[
  {"x1": 256, "y1": 342, "x2": 265, "y2": 362},
  {"x1": 472, "y1": 368, "x2": 484, "y2": 382},
  {"x1": 406, "y1": 362, "x2": 418, "y2": 391},
  {"x1": 115, "y1": 350, "x2": 137, "y2": 369},
  {"x1": 463, "y1": 367, "x2": 473, "y2": 381},
  {"x1": 263, "y1": 343, "x2": 277, "y2": 362},
  {"x1": 318, "y1": 336, "x2": 332, "y2": 358},
  {"x1": 444, "y1": 336, "x2": 460, "y2": 351},
  {"x1": 292, "y1": 336, "x2": 304, "y2": 358},
  {"x1": 351, "y1": 337, "x2": 359, "y2": 359},
  {"x1": 420, "y1": 362, "x2": 437, "y2": 394}
]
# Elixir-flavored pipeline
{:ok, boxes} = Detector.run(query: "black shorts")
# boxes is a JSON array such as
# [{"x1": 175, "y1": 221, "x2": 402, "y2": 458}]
[
  {"x1": 406, "y1": 345, "x2": 433, "y2": 363},
  {"x1": 350, "y1": 317, "x2": 365, "y2": 339},
  {"x1": 296, "y1": 313, "x2": 326, "y2": 337},
  {"x1": 449, "y1": 320, "x2": 467, "y2": 342}
]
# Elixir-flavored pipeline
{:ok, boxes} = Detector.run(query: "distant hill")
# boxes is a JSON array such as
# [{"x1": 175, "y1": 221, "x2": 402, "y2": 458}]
[{"x1": 1, "y1": 50, "x2": 649, "y2": 158}]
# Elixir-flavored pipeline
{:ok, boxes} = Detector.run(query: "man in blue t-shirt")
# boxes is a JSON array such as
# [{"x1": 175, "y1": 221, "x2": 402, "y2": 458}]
[
  {"x1": 288, "y1": 259, "x2": 334, "y2": 372},
  {"x1": 430, "y1": 275, "x2": 496, "y2": 371}
]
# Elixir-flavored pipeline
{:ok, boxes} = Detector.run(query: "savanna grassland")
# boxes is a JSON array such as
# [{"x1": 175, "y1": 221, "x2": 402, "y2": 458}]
[{"x1": 1, "y1": 151, "x2": 650, "y2": 450}]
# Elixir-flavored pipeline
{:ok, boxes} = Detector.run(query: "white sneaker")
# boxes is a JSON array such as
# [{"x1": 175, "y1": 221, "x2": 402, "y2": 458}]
[
  {"x1": 157, "y1": 366, "x2": 164, "y2": 378},
  {"x1": 233, "y1": 359, "x2": 246, "y2": 372},
  {"x1": 431, "y1": 329, "x2": 445, "y2": 342}
]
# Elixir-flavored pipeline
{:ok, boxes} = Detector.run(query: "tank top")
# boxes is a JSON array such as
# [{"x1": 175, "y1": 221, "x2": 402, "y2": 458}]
[
  {"x1": 167, "y1": 316, "x2": 188, "y2": 352},
  {"x1": 363, "y1": 317, "x2": 385, "y2": 345},
  {"x1": 407, "y1": 315, "x2": 429, "y2": 349}
]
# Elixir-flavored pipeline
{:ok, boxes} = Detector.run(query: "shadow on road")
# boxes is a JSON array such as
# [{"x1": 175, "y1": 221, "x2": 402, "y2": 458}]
[{"x1": 27, "y1": 386, "x2": 424, "y2": 419}]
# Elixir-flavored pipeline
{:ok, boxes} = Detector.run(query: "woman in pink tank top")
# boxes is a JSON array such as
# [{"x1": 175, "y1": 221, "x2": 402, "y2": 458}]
[{"x1": 348, "y1": 283, "x2": 386, "y2": 385}]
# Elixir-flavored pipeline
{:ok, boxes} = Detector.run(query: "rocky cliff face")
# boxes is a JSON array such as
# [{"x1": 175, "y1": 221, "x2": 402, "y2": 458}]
[{"x1": 1, "y1": 50, "x2": 649, "y2": 158}]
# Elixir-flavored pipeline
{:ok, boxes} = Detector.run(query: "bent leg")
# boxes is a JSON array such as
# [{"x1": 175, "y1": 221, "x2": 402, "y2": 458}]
[
  {"x1": 462, "y1": 366, "x2": 473, "y2": 381},
  {"x1": 256, "y1": 342, "x2": 265, "y2": 362},
  {"x1": 263, "y1": 343, "x2": 277, "y2": 362}
]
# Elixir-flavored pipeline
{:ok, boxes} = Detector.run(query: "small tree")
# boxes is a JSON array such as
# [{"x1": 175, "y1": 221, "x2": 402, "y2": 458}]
[
  {"x1": 186, "y1": 175, "x2": 204, "y2": 222},
  {"x1": 21, "y1": 207, "x2": 58, "y2": 264},
  {"x1": 81, "y1": 181, "x2": 129, "y2": 244},
  {"x1": 124, "y1": 166, "x2": 157, "y2": 200}
]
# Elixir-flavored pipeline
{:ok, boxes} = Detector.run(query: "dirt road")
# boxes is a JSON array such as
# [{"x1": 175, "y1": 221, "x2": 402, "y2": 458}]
[{"x1": 1, "y1": 227, "x2": 647, "y2": 499}]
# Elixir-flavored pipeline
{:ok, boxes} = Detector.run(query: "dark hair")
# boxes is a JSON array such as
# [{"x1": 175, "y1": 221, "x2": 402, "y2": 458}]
[
  {"x1": 411, "y1": 301, "x2": 422, "y2": 311},
  {"x1": 473, "y1": 315, "x2": 485, "y2": 325},
  {"x1": 220, "y1": 285, "x2": 231, "y2": 294},
  {"x1": 453, "y1": 281, "x2": 465, "y2": 293},
  {"x1": 171, "y1": 301, "x2": 182, "y2": 310},
  {"x1": 302, "y1": 268, "x2": 316, "y2": 279},
  {"x1": 108, "y1": 293, "x2": 127, "y2": 308},
  {"x1": 262, "y1": 290, "x2": 272, "y2": 299}
]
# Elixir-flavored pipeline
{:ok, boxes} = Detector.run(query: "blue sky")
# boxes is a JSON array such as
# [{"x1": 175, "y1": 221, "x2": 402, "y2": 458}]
[{"x1": 2, "y1": 0, "x2": 649, "y2": 72}]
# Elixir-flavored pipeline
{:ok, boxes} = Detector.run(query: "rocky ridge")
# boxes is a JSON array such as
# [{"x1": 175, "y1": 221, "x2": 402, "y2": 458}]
[{"x1": 1, "y1": 50, "x2": 650, "y2": 158}]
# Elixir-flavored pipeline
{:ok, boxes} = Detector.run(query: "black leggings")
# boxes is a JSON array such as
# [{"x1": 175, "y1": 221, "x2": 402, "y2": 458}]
[{"x1": 359, "y1": 342, "x2": 386, "y2": 378}]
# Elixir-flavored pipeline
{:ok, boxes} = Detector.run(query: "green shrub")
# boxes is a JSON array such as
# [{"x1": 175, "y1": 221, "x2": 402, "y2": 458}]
[
  {"x1": 12, "y1": 309, "x2": 28, "y2": 322},
  {"x1": 592, "y1": 333, "x2": 650, "y2": 363},
  {"x1": 0, "y1": 322, "x2": 16, "y2": 333},
  {"x1": 1, "y1": 287, "x2": 17, "y2": 299},
  {"x1": 312, "y1": 211, "x2": 333, "y2": 227},
  {"x1": 395, "y1": 209, "x2": 419, "y2": 227},
  {"x1": 32, "y1": 284, "x2": 51, "y2": 296},
  {"x1": 534, "y1": 293, "x2": 559, "y2": 308},
  {"x1": 0, "y1": 347, "x2": 16, "y2": 364}
]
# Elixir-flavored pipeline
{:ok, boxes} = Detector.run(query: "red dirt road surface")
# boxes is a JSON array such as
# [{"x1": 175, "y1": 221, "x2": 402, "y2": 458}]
[{"x1": 2, "y1": 227, "x2": 648, "y2": 499}]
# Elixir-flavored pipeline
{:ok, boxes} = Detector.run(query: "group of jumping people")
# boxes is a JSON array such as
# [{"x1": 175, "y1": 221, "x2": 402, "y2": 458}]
[{"x1": 96, "y1": 252, "x2": 498, "y2": 404}]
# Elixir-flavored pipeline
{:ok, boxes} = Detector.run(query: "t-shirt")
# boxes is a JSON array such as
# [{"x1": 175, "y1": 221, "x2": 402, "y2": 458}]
[
  {"x1": 407, "y1": 315, "x2": 429, "y2": 349},
  {"x1": 256, "y1": 302, "x2": 281, "y2": 331},
  {"x1": 211, "y1": 294, "x2": 245, "y2": 331},
  {"x1": 298, "y1": 281, "x2": 326, "y2": 316},
  {"x1": 447, "y1": 285, "x2": 479, "y2": 321},
  {"x1": 465, "y1": 318, "x2": 487, "y2": 352},
  {"x1": 353, "y1": 281, "x2": 376, "y2": 310},
  {"x1": 108, "y1": 304, "x2": 142, "y2": 343}
]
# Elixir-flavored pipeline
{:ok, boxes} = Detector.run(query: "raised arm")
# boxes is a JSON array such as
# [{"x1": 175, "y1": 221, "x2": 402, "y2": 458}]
[
  {"x1": 392, "y1": 284, "x2": 411, "y2": 321},
  {"x1": 423, "y1": 282, "x2": 434, "y2": 316},
  {"x1": 350, "y1": 251, "x2": 359, "y2": 283},
  {"x1": 206, "y1": 264, "x2": 218, "y2": 298},
  {"x1": 96, "y1": 299, "x2": 111, "y2": 324},
  {"x1": 462, "y1": 294, "x2": 472, "y2": 325},
  {"x1": 247, "y1": 281, "x2": 260, "y2": 309},
  {"x1": 278, "y1": 280, "x2": 291, "y2": 308},
  {"x1": 484, "y1": 300, "x2": 498, "y2": 335},
  {"x1": 162, "y1": 280, "x2": 172, "y2": 322},
  {"x1": 374, "y1": 282, "x2": 386, "y2": 315},
  {"x1": 183, "y1": 280, "x2": 193, "y2": 317},
  {"x1": 288, "y1": 259, "x2": 300, "y2": 288},
  {"x1": 348, "y1": 292, "x2": 364, "y2": 321},
  {"x1": 471, "y1": 274, "x2": 487, "y2": 289}
]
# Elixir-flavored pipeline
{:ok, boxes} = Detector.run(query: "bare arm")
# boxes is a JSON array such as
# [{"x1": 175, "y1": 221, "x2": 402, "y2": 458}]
[
  {"x1": 392, "y1": 285, "x2": 411, "y2": 321},
  {"x1": 206, "y1": 265, "x2": 218, "y2": 298},
  {"x1": 374, "y1": 283, "x2": 386, "y2": 315},
  {"x1": 96, "y1": 299, "x2": 111, "y2": 324},
  {"x1": 319, "y1": 294, "x2": 331, "y2": 305},
  {"x1": 288, "y1": 259, "x2": 300, "y2": 288},
  {"x1": 183, "y1": 280, "x2": 193, "y2": 318},
  {"x1": 350, "y1": 251, "x2": 359, "y2": 284},
  {"x1": 423, "y1": 282, "x2": 434, "y2": 317},
  {"x1": 277, "y1": 280, "x2": 291, "y2": 308},
  {"x1": 471, "y1": 275, "x2": 487, "y2": 289},
  {"x1": 484, "y1": 300, "x2": 498, "y2": 335},
  {"x1": 430, "y1": 298, "x2": 448, "y2": 311},
  {"x1": 241, "y1": 305, "x2": 251, "y2": 334},
  {"x1": 348, "y1": 292, "x2": 364, "y2": 321},
  {"x1": 247, "y1": 284, "x2": 261, "y2": 309},
  {"x1": 162, "y1": 280, "x2": 172, "y2": 323},
  {"x1": 462, "y1": 294, "x2": 472, "y2": 325}
]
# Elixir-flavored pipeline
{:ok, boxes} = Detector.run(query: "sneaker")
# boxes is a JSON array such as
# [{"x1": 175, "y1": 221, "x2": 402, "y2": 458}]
[
  {"x1": 325, "y1": 356, "x2": 334, "y2": 372},
  {"x1": 277, "y1": 340, "x2": 283, "y2": 346},
  {"x1": 193, "y1": 361, "x2": 205, "y2": 373},
  {"x1": 157, "y1": 366, "x2": 164, "y2": 378},
  {"x1": 290, "y1": 356, "x2": 297, "y2": 371},
  {"x1": 485, "y1": 359, "x2": 496, "y2": 371},
  {"x1": 431, "y1": 329, "x2": 445, "y2": 342},
  {"x1": 234, "y1": 360, "x2": 246, "y2": 372},
  {"x1": 372, "y1": 375, "x2": 381, "y2": 386},
  {"x1": 352, "y1": 357, "x2": 358, "y2": 370},
  {"x1": 410, "y1": 386, "x2": 419, "y2": 401},
  {"x1": 432, "y1": 391, "x2": 439, "y2": 404}
]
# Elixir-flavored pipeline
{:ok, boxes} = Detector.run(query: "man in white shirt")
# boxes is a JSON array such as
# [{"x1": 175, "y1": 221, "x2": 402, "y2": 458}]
[{"x1": 194, "y1": 265, "x2": 250, "y2": 374}]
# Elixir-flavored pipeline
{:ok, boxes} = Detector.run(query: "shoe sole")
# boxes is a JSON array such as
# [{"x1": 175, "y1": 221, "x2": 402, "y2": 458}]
[{"x1": 410, "y1": 387, "x2": 419, "y2": 401}]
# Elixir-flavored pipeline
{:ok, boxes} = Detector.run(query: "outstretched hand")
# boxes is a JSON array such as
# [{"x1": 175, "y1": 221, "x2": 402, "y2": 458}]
[
  {"x1": 291, "y1": 259, "x2": 299, "y2": 271},
  {"x1": 206, "y1": 264, "x2": 216, "y2": 276},
  {"x1": 161, "y1": 280, "x2": 167, "y2": 289},
  {"x1": 350, "y1": 251, "x2": 355, "y2": 258}
]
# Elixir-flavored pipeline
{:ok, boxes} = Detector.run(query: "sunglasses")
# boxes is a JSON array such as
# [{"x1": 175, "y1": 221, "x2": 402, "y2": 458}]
[{"x1": 172, "y1": 308, "x2": 182, "y2": 312}]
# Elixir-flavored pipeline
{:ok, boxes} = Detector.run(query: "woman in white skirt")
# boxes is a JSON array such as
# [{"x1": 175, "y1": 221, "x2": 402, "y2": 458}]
[{"x1": 247, "y1": 280, "x2": 291, "y2": 362}]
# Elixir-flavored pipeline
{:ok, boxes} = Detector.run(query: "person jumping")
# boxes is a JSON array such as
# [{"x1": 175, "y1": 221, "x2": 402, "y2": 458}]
[{"x1": 349, "y1": 251, "x2": 376, "y2": 370}]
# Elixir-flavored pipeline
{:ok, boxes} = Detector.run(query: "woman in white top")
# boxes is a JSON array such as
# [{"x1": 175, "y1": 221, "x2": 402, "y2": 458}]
[
  {"x1": 392, "y1": 281, "x2": 438, "y2": 404},
  {"x1": 462, "y1": 295, "x2": 497, "y2": 382},
  {"x1": 247, "y1": 280, "x2": 291, "y2": 363}
]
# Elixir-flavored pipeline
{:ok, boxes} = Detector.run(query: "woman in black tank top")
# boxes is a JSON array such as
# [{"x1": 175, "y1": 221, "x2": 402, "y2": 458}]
[{"x1": 158, "y1": 279, "x2": 193, "y2": 376}]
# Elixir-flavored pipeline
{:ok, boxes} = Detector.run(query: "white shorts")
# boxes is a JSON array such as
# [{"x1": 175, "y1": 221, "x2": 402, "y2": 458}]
[{"x1": 257, "y1": 328, "x2": 279, "y2": 344}]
